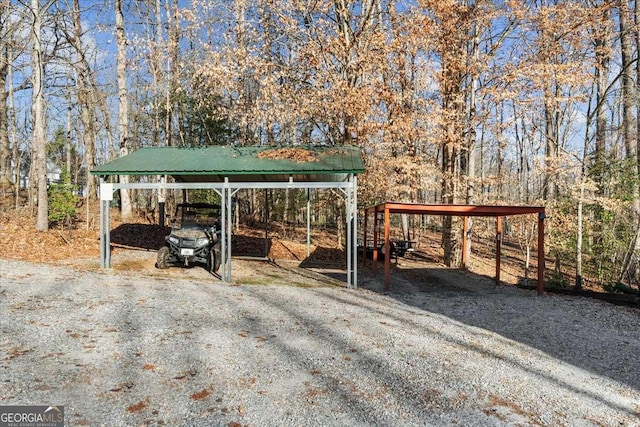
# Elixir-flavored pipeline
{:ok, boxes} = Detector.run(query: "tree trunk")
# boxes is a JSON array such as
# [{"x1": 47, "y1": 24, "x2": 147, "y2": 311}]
[
  {"x1": 463, "y1": 16, "x2": 479, "y2": 264},
  {"x1": 152, "y1": 0, "x2": 162, "y2": 146},
  {"x1": 543, "y1": 86, "x2": 559, "y2": 202},
  {"x1": 618, "y1": 0, "x2": 640, "y2": 280},
  {"x1": 0, "y1": 34, "x2": 10, "y2": 187},
  {"x1": 633, "y1": 0, "x2": 640, "y2": 161},
  {"x1": 116, "y1": 0, "x2": 132, "y2": 219},
  {"x1": 31, "y1": 0, "x2": 48, "y2": 231},
  {"x1": 70, "y1": 0, "x2": 97, "y2": 199},
  {"x1": 594, "y1": 7, "x2": 610, "y2": 195},
  {"x1": 7, "y1": 43, "x2": 19, "y2": 207},
  {"x1": 165, "y1": 0, "x2": 179, "y2": 147}
]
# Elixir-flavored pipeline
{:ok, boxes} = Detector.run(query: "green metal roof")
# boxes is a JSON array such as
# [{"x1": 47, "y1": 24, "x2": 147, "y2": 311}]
[{"x1": 92, "y1": 145, "x2": 364, "y2": 182}]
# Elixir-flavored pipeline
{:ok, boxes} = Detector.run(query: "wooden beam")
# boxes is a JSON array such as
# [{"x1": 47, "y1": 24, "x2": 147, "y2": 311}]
[{"x1": 365, "y1": 202, "x2": 545, "y2": 217}]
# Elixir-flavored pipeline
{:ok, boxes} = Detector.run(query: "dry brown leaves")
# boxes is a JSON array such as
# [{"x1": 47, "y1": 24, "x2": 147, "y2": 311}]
[
  {"x1": 190, "y1": 389, "x2": 211, "y2": 400},
  {"x1": 0, "y1": 196, "x2": 344, "y2": 265},
  {"x1": 0, "y1": 208, "x2": 101, "y2": 263},
  {"x1": 257, "y1": 148, "x2": 318, "y2": 162},
  {"x1": 125, "y1": 400, "x2": 148, "y2": 413}
]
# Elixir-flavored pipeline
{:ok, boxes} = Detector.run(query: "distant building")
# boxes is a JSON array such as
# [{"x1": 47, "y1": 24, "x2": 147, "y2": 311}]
[{"x1": 13, "y1": 160, "x2": 62, "y2": 189}]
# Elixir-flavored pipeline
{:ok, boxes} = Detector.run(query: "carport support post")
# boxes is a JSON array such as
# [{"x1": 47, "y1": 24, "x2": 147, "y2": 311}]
[
  {"x1": 99, "y1": 178, "x2": 104, "y2": 269},
  {"x1": 106, "y1": 198, "x2": 111, "y2": 268},
  {"x1": 228, "y1": 187, "x2": 240, "y2": 283},
  {"x1": 158, "y1": 175, "x2": 166, "y2": 227},
  {"x1": 348, "y1": 174, "x2": 357, "y2": 288},
  {"x1": 264, "y1": 189, "x2": 269, "y2": 258},
  {"x1": 225, "y1": 177, "x2": 233, "y2": 282},
  {"x1": 496, "y1": 216, "x2": 502, "y2": 286},
  {"x1": 537, "y1": 212, "x2": 546, "y2": 295},
  {"x1": 306, "y1": 189, "x2": 311, "y2": 258},
  {"x1": 99, "y1": 179, "x2": 113, "y2": 269},
  {"x1": 220, "y1": 179, "x2": 227, "y2": 281},
  {"x1": 353, "y1": 175, "x2": 358, "y2": 287},
  {"x1": 346, "y1": 174, "x2": 354, "y2": 288}
]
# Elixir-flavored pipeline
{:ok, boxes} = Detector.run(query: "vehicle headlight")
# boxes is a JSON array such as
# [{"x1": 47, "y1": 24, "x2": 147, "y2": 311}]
[
  {"x1": 195, "y1": 237, "x2": 210, "y2": 247},
  {"x1": 168, "y1": 236, "x2": 179, "y2": 245}
]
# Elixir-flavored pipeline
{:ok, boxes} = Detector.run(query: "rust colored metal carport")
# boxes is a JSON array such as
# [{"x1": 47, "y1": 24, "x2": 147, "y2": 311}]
[{"x1": 362, "y1": 202, "x2": 546, "y2": 295}]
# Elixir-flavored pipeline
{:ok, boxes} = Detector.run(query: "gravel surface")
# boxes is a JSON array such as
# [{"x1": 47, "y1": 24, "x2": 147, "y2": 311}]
[{"x1": 1, "y1": 256, "x2": 639, "y2": 426}]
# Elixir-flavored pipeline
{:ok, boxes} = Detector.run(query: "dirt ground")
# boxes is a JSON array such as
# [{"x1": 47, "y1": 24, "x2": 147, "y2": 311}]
[
  {"x1": 0, "y1": 193, "x2": 559, "y2": 320},
  {"x1": 0, "y1": 195, "x2": 541, "y2": 291}
]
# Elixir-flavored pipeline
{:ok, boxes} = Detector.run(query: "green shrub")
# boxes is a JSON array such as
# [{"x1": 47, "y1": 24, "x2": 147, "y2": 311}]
[
  {"x1": 603, "y1": 281, "x2": 640, "y2": 295},
  {"x1": 547, "y1": 272, "x2": 569, "y2": 289},
  {"x1": 48, "y1": 170, "x2": 79, "y2": 228}
]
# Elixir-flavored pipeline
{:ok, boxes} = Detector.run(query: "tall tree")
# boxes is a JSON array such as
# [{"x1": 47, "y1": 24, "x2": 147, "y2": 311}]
[
  {"x1": 30, "y1": 0, "x2": 55, "y2": 231},
  {"x1": 618, "y1": 0, "x2": 640, "y2": 281},
  {"x1": 116, "y1": 0, "x2": 132, "y2": 218},
  {"x1": 0, "y1": 1, "x2": 13, "y2": 187},
  {"x1": 419, "y1": 0, "x2": 481, "y2": 266},
  {"x1": 57, "y1": 0, "x2": 99, "y2": 199}
]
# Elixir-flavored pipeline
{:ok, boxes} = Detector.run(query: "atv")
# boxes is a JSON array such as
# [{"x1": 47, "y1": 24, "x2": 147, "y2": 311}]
[{"x1": 156, "y1": 203, "x2": 222, "y2": 274}]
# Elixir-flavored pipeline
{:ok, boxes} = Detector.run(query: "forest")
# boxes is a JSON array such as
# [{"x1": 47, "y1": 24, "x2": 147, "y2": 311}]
[{"x1": 0, "y1": 0, "x2": 638, "y2": 291}]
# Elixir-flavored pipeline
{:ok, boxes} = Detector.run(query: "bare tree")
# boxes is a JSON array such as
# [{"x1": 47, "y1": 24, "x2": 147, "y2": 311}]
[
  {"x1": 56, "y1": 0, "x2": 99, "y2": 199},
  {"x1": 0, "y1": 2, "x2": 13, "y2": 187},
  {"x1": 29, "y1": 0, "x2": 56, "y2": 231},
  {"x1": 116, "y1": 0, "x2": 132, "y2": 219},
  {"x1": 618, "y1": 0, "x2": 640, "y2": 282}
]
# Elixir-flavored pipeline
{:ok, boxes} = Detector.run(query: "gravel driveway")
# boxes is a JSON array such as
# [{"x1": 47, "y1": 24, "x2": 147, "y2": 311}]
[{"x1": 1, "y1": 257, "x2": 639, "y2": 426}]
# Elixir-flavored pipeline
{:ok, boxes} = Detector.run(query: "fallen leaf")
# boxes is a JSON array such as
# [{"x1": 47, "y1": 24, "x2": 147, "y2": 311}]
[
  {"x1": 190, "y1": 389, "x2": 210, "y2": 400},
  {"x1": 125, "y1": 400, "x2": 148, "y2": 413},
  {"x1": 110, "y1": 382, "x2": 134, "y2": 392}
]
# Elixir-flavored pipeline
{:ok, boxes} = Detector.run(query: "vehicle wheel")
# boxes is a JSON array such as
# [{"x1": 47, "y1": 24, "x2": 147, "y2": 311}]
[
  {"x1": 207, "y1": 248, "x2": 221, "y2": 274},
  {"x1": 156, "y1": 246, "x2": 171, "y2": 269}
]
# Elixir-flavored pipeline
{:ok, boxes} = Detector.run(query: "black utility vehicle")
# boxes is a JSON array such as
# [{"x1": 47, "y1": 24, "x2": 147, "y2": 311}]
[{"x1": 156, "y1": 203, "x2": 222, "y2": 274}]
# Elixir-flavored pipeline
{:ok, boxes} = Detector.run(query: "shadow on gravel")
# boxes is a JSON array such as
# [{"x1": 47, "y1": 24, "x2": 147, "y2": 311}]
[{"x1": 358, "y1": 261, "x2": 640, "y2": 397}]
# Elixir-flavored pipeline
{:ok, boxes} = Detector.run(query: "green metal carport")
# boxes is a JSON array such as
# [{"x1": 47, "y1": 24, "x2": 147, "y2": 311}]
[{"x1": 91, "y1": 145, "x2": 364, "y2": 288}]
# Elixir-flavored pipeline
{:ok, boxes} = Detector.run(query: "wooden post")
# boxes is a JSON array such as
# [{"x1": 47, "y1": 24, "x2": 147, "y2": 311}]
[
  {"x1": 373, "y1": 208, "x2": 379, "y2": 270},
  {"x1": 496, "y1": 216, "x2": 502, "y2": 286},
  {"x1": 362, "y1": 208, "x2": 368, "y2": 265},
  {"x1": 462, "y1": 216, "x2": 469, "y2": 269},
  {"x1": 384, "y1": 206, "x2": 391, "y2": 290},
  {"x1": 537, "y1": 212, "x2": 545, "y2": 295}
]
